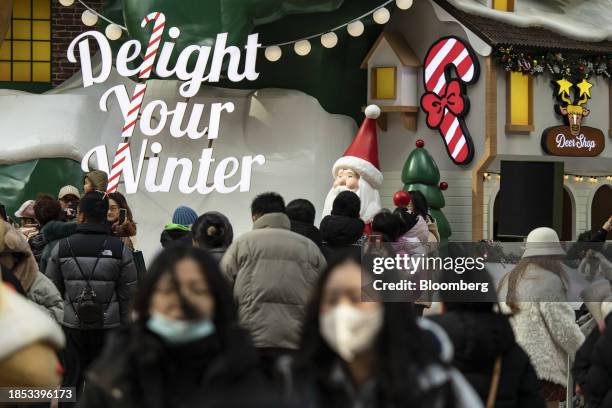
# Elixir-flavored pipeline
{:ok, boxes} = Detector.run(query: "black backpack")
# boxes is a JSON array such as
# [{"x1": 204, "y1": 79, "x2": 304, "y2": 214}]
[{"x1": 66, "y1": 238, "x2": 107, "y2": 329}]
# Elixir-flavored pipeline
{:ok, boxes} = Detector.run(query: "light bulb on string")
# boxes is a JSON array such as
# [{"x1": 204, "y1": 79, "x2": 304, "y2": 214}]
[
  {"x1": 574, "y1": 176, "x2": 580, "y2": 182},
  {"x1": 395, "y1": 0, "x2": 413, "y2": 10},
  {"x1": 294, "y1": 40, "x2": 311, "y2": 56},
  {"x1": 563, "y1": 175, "x2": 569, "y2": 181},
  {"x1": 264, "y1": 46, "x2": 282, "y2": 62},
  {"x1": 321, "y1": 32, "x2": 338, "y2": 48},
  {"x1": 347, "y1": 20, "x2": 365, "y2": 37},
  {"x1": 373, "y1": 7, "x2": 391, "y2": 24},
  {"x1": 82, "y1": 10, "x2": 98, "y2": 26},
  {"x1": 105, "y1": 24, "x2": 122, "y2": 40},
  {"x1": 590, "y1": 177, "x2": 598, "y2": 183},
  {"x1": 59, "y1": 0, "x2": 75, "y2": 6}
]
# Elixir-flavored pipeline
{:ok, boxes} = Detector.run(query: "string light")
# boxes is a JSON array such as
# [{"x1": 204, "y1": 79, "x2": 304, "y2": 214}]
[
  {"x1": 294, "y1": 40, "x2": 312, "y2": 56},
  {"x1": 395, "y1": 0, "x2": 414, "y2": 9},
  {"x1": 347, "y1": 20, "x2": 365, "y2": 37},
  {"x1": 66, "y1": 0, "x2": 405, "y2": 64},
  {"x1": 105, "y1": 23, "x2": 123, "y2": 40},
  {"x1": 264, "y1": 46, "x2": 282, "y2": 62},
  {"x1": 484, "y1": 172, "x2": 612, "y2": 183},
  {"x1": 373, "y1": 7, "x2": 391, "y2": 24},
  {"x1": 61, "y1": 0, "x2": 128, "y2": 36},
  {"x1": 264, "y1": 0, "x2": 399, "y2": 62},
  {"x1": 81, "y1": 9, "x2": 98, "y2": 26},
  {"x1": 321, "y1": 32, "x2": 338, "y2": 48}
]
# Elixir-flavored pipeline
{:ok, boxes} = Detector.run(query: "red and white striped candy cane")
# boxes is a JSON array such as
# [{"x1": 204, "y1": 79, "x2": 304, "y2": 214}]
[
  {"x1": 421, "y1": 36, "x2": 480, "y2": 165},
  {"x1": 107, "y1": 12, "x2": 166, "y2": 193}
]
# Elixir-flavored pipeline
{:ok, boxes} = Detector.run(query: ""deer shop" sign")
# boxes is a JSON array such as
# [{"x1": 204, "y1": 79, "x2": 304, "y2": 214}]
[{"x1": 541, "y1": 78, "x2": 605, "y2": 157}]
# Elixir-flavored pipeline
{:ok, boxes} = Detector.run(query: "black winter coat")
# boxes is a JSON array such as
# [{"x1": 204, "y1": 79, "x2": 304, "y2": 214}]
[
  {"x1": 319, "y1": 215, "x2": 363, "y2": 262},
  {"x1": 290, "y1": 220, "x2": 322, "y2": 247},
  {"x1": 584, "y1": 314, "x2": 612, "y2": 408},
  {"x1": 573, "y1": 326, "x2": 599, "y2": 403},
  {"x1": 78, "y1": 325, "x2": 269, "y2": 408},
  {"x1": 430, "y1": 311, "x2": 545, "y2": 408},
  {"x1": 28, "y1": 232, "x2": 47, "y2": 264},
  {"x1": 45, "y1": 223, "x2": 137, "y2": 329},
  {"x1": 590, "y1": 229, "x2": 609, "y2": 243}
]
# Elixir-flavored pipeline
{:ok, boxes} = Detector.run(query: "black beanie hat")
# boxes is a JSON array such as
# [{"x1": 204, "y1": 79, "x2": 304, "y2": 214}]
[{"x1": 331, "y1": 191, "x2": 361, "y2": 218}]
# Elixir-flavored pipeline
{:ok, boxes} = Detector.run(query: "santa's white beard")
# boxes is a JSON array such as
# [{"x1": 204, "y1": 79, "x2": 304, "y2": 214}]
[{"x1": 322, "y1": 178, "x2": 382, "y2": 223}]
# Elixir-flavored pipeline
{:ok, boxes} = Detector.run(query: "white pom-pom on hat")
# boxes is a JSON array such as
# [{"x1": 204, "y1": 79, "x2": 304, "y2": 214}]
[{"x1": 365, "y1": 104, "x2": 381, "y2": 119}]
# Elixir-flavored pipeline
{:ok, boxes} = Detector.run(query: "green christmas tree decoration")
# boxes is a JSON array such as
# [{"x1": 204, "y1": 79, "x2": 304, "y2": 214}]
[{"x1": 401, "y1": 140, "x2": 451, "y2": 242}]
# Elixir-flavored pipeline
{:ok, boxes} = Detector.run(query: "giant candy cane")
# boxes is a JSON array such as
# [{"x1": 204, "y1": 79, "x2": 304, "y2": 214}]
[
  {"x1": 420, "y1": 36, "x2": 480, "y2": 165},
  {"x1": 107, "y1": 12, "x2": 166, "y2": 193}
]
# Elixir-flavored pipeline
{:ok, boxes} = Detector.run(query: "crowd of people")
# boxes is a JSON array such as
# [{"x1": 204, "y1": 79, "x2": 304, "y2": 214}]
[{"x1": 1, "y1": 168, "x2": 612, "y2": 408}]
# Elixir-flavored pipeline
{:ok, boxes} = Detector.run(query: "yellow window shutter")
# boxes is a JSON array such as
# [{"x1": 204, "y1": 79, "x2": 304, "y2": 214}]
[{"x1": 372, "y1": 67, "x2": 396, "y2": 100}]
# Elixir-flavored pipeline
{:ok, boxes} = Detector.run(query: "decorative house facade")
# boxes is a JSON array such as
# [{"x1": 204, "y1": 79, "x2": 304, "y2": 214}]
[
  {"x1": 361, "y1": 31, "x2": 421, "y2": 131},
  {"x1": 376, "y1": 0, "x2": 612, "y2": 241}
]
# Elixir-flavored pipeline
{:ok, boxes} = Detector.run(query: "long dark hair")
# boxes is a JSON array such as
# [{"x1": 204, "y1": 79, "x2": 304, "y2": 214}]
[
  {"x1": 372, "y1": 210, "x2": 402, "y2": 242},
  {"x1": 408, "y1": 190, "x2": 429, "y2": 219},
  {"x1": 134, "y1": 246, "x2": 237, "y2": 345},
  {"x1": 108, "y1": 192, "x2": 134, "y2": 222},
  {"x1": 294, "y1": 254, "x2": 444, "y2": 405},
  {"x1": 502, "y1": 256, "x2": 567, "y2": 313}
]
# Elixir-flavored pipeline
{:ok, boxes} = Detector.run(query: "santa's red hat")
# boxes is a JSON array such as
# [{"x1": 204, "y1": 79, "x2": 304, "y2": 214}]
[{"x1": 332, "y1": 105, "x2": 383, "y2": 189}]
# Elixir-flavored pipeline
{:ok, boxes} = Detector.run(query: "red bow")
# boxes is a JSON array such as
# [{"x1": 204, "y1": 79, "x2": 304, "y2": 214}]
[{"x1": 421, "y1": 80, "x2": 465, "y2": 128}]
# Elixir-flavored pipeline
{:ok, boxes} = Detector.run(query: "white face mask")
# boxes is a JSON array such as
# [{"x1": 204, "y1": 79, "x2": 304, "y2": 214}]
[{"x1": 320, "y1": 303, "x2": 383, "y2": 362}]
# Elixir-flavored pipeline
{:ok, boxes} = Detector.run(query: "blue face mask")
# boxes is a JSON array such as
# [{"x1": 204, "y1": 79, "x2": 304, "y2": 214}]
[{"x1": 147, "y1": 312, "x2": 215, "y2": 345}]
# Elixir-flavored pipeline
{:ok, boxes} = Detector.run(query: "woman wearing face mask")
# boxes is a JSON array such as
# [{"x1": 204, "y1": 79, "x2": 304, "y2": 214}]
[
  {"x1": 279, "y1": 254, "x2": 483, "y2": 408},
  {"x1": 78, "y1": 246, "x2": 266, "y2": 408}
]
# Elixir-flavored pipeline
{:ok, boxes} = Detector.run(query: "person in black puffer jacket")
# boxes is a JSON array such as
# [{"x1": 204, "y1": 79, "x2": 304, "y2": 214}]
[
  {"x1": 429, "y1": 264, "x2": 544, "y2": 408},
  {"x1": 79, "y1": 246, "x2": 270, "y2": 408},
  {"x1": 286, "y1": 199, "x2": 322, "y2": 247},
  {"x1": 46, "y1": 191, "x2": 137, "y2": 399},
  {"x1": 319, "y1": 191, "x2": 364, "y2": 262}
]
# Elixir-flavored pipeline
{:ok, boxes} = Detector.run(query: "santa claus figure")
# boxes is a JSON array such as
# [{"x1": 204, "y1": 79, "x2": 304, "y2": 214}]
[{"x1": 323, "y1": 105, "x2": 383, "y2": 227}]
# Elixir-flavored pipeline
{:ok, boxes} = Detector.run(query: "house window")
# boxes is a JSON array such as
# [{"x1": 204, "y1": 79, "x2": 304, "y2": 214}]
[
  {"x1": 371, "y1": 67, "x2": 396, "y2": 100},
  {"x1": 0, "y1": 0, "x2": 51, "y2": 83},
  {"x1": 505, "y1": 71, "x2": 533, "y2": 133},
  {"x1": 492, "y1": 0, "x2": 514, "y2": 11}
]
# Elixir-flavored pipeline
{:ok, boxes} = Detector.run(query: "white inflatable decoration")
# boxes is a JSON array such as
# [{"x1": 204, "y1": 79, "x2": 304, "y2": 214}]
[{"x1": 0, "y1": 17, "x2": 356, "y2": 261}]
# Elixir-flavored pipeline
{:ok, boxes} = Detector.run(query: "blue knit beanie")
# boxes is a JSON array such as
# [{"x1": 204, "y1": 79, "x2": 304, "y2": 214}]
[{"x1": 172, "y1": 206, "x2": 198, "y2": 226}]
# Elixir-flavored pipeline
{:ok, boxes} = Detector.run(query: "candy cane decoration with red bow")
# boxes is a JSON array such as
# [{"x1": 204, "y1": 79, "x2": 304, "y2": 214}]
[
  {"x1": 107, "y1": 12, "x2": 166, "y2": 193},
  {"x1": 420, "y1": 36, "x2": 480, "y2": 165}
]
